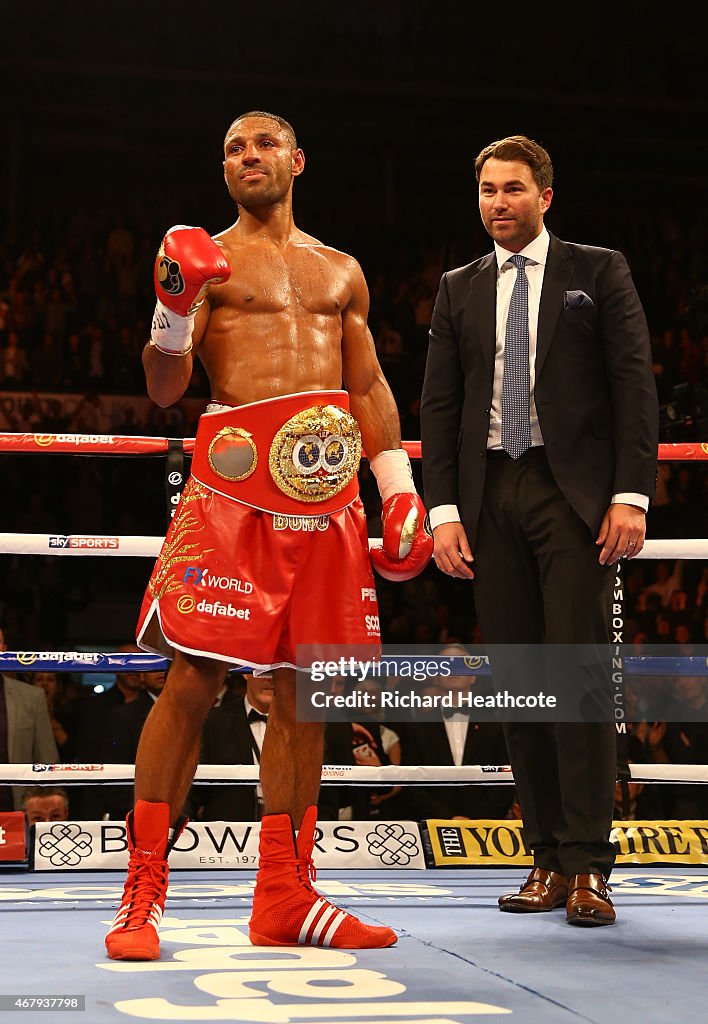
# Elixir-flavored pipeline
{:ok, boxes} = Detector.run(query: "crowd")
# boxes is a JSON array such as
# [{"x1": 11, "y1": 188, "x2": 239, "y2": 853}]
[
  {"x1": 1, "y1": 203, "x2": 707, "y2": 826},
  {"x1": 5, "y1": 642, "x2": 708, "y2": 825}
]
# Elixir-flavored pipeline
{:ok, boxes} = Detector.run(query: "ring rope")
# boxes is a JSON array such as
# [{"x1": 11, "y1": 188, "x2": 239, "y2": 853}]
[
  {"x1": 0, "y1": 433, "x2": 422, "y2": 459},
  {"x1": 1, "y1": 431, "x2": 708, "y2": 462},
  {"x1": 0, "y1": 651, "x2": 706, "y2": 676},
  {"x1": 0, "y1": 762, "x2": 702, "y2": 786},
  {"x1": 1, "y1": 534, "x2": 706, "y2": 559}
]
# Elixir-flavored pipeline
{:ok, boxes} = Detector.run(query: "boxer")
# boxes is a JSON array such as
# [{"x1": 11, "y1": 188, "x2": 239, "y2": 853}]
[{"x1": 106, "y1": 111, "x2": 432, "y2": 960}]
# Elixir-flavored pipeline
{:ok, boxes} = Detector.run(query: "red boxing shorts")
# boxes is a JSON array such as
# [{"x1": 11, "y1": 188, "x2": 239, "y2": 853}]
[{"x1": 137, "y1": 391, "x2": 381, "y2": 672}]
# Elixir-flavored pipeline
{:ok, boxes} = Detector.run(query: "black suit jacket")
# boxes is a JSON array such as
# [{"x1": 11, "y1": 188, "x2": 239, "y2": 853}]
[
  {"x1": 394, "y1": 716, "x2": 513, "y2": 820},
  {"x1": 186, "y1": 699, "x2": 261, "y2": 822},
  {"x1": 420, "y1": 233, "x2": 659, "y2": 539},
  {"x1": 76, "y1": 691, "x2": 156, "y2": 820}
]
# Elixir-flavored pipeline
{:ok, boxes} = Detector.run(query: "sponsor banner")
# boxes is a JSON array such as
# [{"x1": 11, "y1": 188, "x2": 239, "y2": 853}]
[
  {"x1": 0, "y1": 812, "x2": 28, "y2": 864},
  {"x1": 33, "y1": 819, "x2": 425, "y2": 871},
  {"x1": 0, "y1": 535, "x2": 161, "y2": 559},
  {"x1": 426, "y1": 819, "x2": 532, "y2": 867},
  {"x1": 6, "y1": 652, "x2": 102, "y2": 669},
  {"x1": 177, "y1": 595, "x2": 252, "y2": 620},
  {"x1": 182, "y1": 566, "x2": 253, "y2": 594},
  {"x1": 0, "y1": 653, "x2": 167, "y2": 675},
  {"x1": 426, "y1": 819, "x2": 708, "y2": 867},
  {"x1": 48, "y1": 535, "x2": 120, "y2": 550}
]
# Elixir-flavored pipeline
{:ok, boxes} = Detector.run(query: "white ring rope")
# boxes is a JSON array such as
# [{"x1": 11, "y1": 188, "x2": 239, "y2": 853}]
[
  {"x1": 1, "y1": 762, "x2": 704, "y2": 786},
  {"x1": 1, "y1": 534, "x2": 706, "y2": 559}
]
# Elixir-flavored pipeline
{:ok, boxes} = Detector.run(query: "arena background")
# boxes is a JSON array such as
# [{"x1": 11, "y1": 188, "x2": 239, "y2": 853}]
[
  {"x1": 2, "y1": 8, "x2": 708, "y2": 1024},
  {"x1": 1, "y1": 3, "x2": 705, "y2": 654}
]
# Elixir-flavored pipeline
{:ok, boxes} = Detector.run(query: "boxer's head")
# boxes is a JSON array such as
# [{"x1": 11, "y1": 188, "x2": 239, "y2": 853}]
[{"x1": 223, "y1": 111, "x2": 304, "y2": 209}]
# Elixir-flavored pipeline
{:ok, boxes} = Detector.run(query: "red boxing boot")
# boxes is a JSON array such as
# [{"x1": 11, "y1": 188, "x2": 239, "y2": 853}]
[
  {"x1": 105, "y1": 800, "x2": 187, "y2": 961},
  {"x1": 249, "y1": 806, "x2": 397, "y2": 948}
]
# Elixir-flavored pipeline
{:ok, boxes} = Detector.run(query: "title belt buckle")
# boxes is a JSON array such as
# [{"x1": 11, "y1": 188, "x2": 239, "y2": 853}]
[{"x1": 269, "y1": 404, "x2": 361, "y2": 503}]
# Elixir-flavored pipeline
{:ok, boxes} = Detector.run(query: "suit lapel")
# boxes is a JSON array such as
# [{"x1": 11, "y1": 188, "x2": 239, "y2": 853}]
[
  {"x1": 535, "y1": 234, "x2": 574, "y2": 378},
  {"x1": 467, "y1": 253, "x2": 497, "y2": 373}
]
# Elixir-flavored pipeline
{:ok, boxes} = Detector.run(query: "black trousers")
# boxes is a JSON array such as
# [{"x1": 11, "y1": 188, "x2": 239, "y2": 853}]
[{"x1": 472, "y1": 447, "x2": 616, "y2": 877}]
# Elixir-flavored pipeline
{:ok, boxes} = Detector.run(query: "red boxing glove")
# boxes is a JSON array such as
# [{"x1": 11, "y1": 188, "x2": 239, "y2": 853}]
[
  {"x1": 370, "y1": 493, "x2": 433, "y2": 582},
  {"x1": 151, "y1": 226, "x2": 231, "y2": 355},
  {"x1": 155, "y1": 225, "x2": 230, "y2": 316}
]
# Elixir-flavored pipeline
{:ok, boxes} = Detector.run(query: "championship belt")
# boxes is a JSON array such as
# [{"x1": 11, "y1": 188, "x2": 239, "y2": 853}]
[{"x1": 190, "y1": 391, "x2": 362, "y2": 516}]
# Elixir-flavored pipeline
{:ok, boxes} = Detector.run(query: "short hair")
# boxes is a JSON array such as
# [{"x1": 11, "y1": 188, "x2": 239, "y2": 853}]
[
  {"x1": 475, "y1": 135, "x2": 553, "y2": 191},
  {"x1": 226, "y1": 110, "x2": 297, "y2": 149},
  {"x1": 20, "y1": 786, "x2": 69, "y2": 809}
]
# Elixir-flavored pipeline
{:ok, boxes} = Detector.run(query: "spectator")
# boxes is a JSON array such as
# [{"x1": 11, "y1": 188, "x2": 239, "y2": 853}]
[
  {"x1": 29, "y1": 671, "x2": 77, "y2": 761},
  {"x1": 187, "y1": 673, "x2": 272, "y2": 822},
  {"x1": 109, "y1": 326, "x2": 141, "y2": 392},
  {"x1": 62, "y1": 333, "x2": 88, "y2": 390},
  {"x1": 661, "y1": 677, "x2": 708, "y2": 817},
  {"x1": 320, "y1": 681, "x2": 399, "y2": 820},
  {"x1": 82, "y1": 665, "x2": 168, "y2": 821},
  {"x1": 69, "y1": 390, "x2": 104, "y2": 432},
  {"x1": 644, "y1": 560, "x2": 684, "y2": 607},
  {"x1": 72, "y1": 645, "x2": 146, "y2": 816},
  {"x1": 31, "y1": 332, "x2": 63, "y2": 390},
  {"x1": 0, "y1": 626, "x2": 59, "y2": 812},
  {"x1": 21, "y1": 786, "x2": 70, "y2": 825},
  {"x1": 613, "y1": 736, "x2": 666, "y2": 821},
  {"x1": 114, "y1": 402, "x2": 145, "y2": 435},
  {"x1": 394, "y1": 644, "x2": 513, "y2": 821},
  {"x1": 86, "y1": 326, "x2": 105, "y2": 383},
  {"x1": 375, "y1": 319, "x2": 403, "y2": 360},
  {"x1": 0, "y1": 331, "x2": 29, "y2": 386}
]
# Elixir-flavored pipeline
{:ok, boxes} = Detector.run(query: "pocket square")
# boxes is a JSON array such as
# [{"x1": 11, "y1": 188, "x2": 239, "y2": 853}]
[{"x1": 564, "y1": 289, "x2": 594, "y2": 309}]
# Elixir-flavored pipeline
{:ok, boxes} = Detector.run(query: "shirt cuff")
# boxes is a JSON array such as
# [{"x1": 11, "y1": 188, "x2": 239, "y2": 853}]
[
  {"x1": 611, "y1": 493, "x2": 649, "y2": 512},
  {"x1": 428, "y1": 504, "x2": 462, "y2": 530}
]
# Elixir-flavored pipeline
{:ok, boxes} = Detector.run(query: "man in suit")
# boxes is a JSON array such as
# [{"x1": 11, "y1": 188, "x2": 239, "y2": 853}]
[
  {"x1": 187, "y1": 673, "x2": 273, "y2": 822},
  {"x1": 420, "y1": 136, "x2": 658, "y2": 926},
  {"x1": 0, "y1": 627, "x2": 59, "y2": 811},
  {"x1": 395, "y1": 645, "x2": 513, "y2": 821},
  {"x1": 80, "y1": 666, "x2": 168, "y2": 821}
]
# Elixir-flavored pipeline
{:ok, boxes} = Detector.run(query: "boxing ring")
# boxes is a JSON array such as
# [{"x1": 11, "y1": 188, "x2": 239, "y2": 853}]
[
  {"x1": 4, "y1": 866, "x2": 708, "y2": 1023},
  {"x1": 1, "y1": 431, "x2": 708, "y2": 1023}
]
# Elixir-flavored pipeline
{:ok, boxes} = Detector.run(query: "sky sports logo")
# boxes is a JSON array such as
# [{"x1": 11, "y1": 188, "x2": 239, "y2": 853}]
[{"x1": 49, "y1": 536, "x2": 120, "y2": 549}]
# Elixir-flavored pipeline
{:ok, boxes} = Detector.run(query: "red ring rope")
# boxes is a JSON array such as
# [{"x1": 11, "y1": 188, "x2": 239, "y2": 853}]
[{"x1": 0, "y1": 432, "x2": 705, "y2": 462}]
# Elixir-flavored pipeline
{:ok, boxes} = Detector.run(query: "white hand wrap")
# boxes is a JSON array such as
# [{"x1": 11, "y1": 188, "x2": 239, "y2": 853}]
[
  {"x1": 369, "y1": 449, "x2": 415, "y2": 502},
  {"x1": 149, "y1": 298, "x2": 194, "y2": 356}
]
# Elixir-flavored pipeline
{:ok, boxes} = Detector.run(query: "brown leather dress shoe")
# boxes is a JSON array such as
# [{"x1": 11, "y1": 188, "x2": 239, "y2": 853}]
[
  {"x1": 498, "y1": 868, "x2": 569, "y2": 912},
  {"x1": 566, "y1": 874, "x2": 615, "y2": 926}
]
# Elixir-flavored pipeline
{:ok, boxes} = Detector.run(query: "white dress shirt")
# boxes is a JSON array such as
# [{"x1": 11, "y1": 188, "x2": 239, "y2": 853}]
[
  {"x1": 244, "y1": 697, "x2": 267, "y2": 802},
  {"x1": 429, "y1": 226, "x2": 648, "y2": 530},
  {"x1": 444, "y1": 713, "x2": 469, "y2": 767}
]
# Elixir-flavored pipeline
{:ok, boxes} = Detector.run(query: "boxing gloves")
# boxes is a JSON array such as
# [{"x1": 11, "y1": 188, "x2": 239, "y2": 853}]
[
  {"x1": 369, "y1": 450, "x2": 433, "y2": 582},
  {"x1": 150, "y1": 225, "x2": 231, "y2": 355}
]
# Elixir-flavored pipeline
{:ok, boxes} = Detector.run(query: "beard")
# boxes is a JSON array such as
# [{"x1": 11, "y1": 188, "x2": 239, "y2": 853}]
[
  {"x1": 227, "y1": 170, "x2": 291, "y2": 209},
  {"x1": 482, "y1": 209, "x2": 541, "y2": 251}
]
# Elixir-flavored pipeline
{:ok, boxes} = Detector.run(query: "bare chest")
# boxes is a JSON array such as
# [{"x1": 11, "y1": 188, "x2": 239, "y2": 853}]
[{"x1": 215, "y1": 246, "x2": 348, "y2": 317}]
